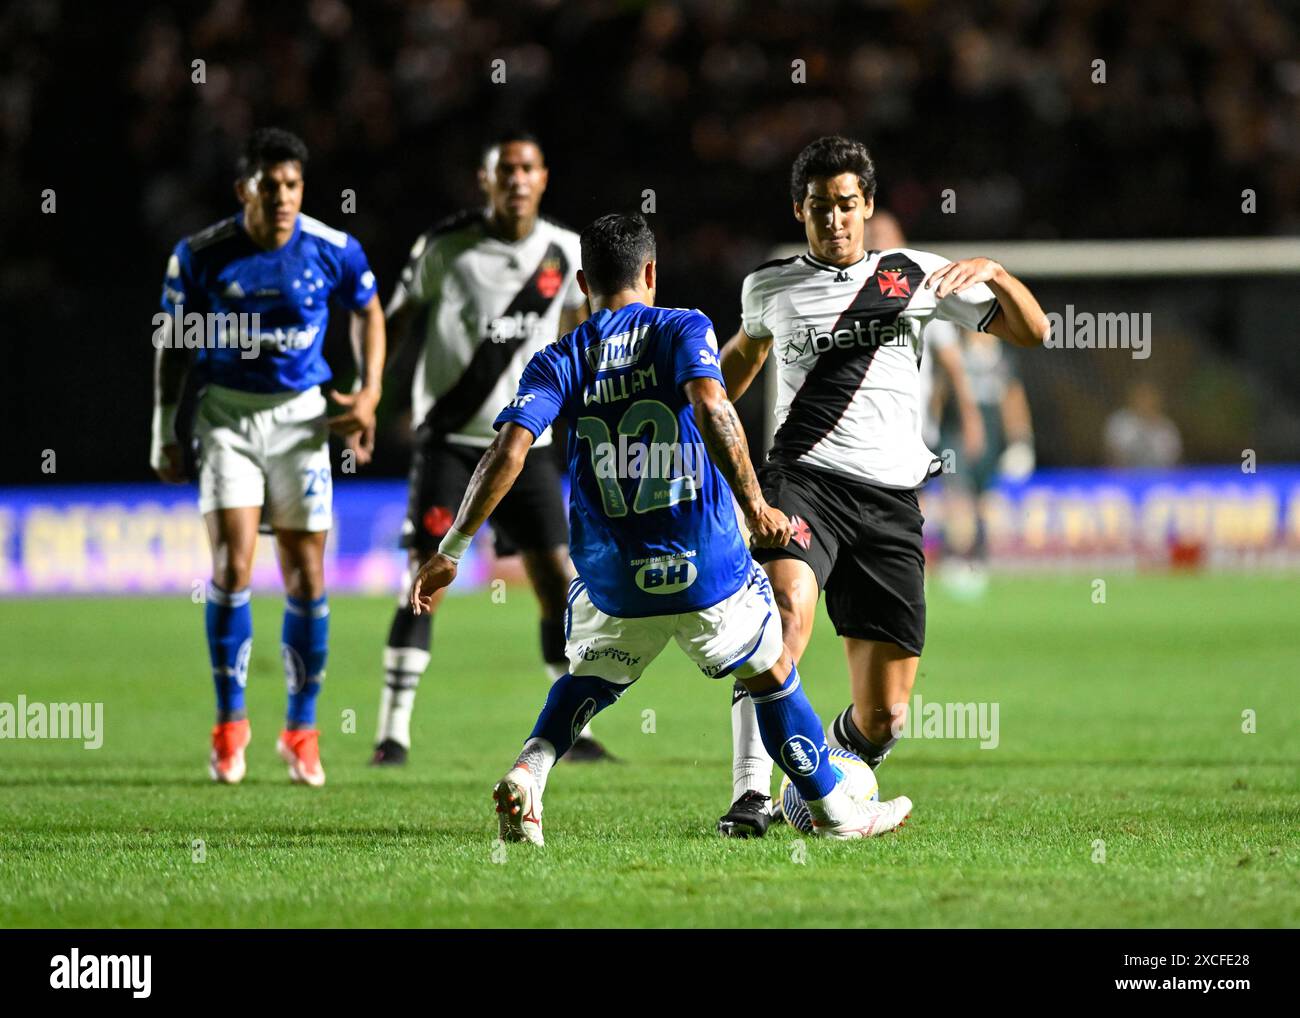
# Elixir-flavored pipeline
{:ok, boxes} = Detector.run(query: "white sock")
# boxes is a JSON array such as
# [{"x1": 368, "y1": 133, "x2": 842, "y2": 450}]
[
  {"x1": 515, "y1": 737, "x2": 557, "y2": 796},
  {"x1": 377, "y1": 647, "x2": 430, "y2": 747},
  {"x1": 545, "y1": 661, "x2": 593, "y2": 738},
  {"x1": 731, "y1": 683, "x2": 774, "y2": 801},
  {"x1": 806, "y1": 781, "x2": 856, "y2": 826}
]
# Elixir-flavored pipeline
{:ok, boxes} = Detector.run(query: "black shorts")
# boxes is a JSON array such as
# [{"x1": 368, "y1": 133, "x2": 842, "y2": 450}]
[
  {"x1": 751, "y1": 460, "x2": 927, "y2": 655},
  {"x1": 402, "y1": 429, "x2": 568, "y2": 558}
]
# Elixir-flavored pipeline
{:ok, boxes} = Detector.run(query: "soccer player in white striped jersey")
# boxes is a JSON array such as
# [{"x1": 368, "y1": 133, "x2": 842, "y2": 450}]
[
  {"x1": 371, "y1": 132, "x2": 608, "y2": 766},
  {"x1": 717, "y1": 136, "x2": 1050, "y2": 836}
]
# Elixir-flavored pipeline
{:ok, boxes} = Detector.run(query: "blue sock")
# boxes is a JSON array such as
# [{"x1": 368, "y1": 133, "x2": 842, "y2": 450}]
[
  {"x1": 528, "y1": 673, "x2": 623, "y2": 757},
  {"x1": 283, "y1": 595, "x2": 329, "y2": 728},
  {"x1": 750, "y1": 665, "x2": 837, "y2": 801},
  {"x1": 206, "y1": 584, "x2": 252, "y2": 721}
]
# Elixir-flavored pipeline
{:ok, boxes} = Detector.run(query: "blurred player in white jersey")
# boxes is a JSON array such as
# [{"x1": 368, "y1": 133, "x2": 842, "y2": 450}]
[
  {"x1": 717, "y1": 136, "x2": 1050, "y2": 836},
  {"x1": 372, "y1": 132, "x2": 613, "y2": 765},
  {"x1": 936, "y1": 329, "x2": 1036, "y2": 596},
  {"x1": 151, "y1": 128, "x2": 386, "y2": 787}
]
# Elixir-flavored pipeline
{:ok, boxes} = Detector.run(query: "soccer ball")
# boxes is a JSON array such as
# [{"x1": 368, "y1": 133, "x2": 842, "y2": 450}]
[{"x1": 779, "y1": 747, "x2": 880, "y2": 834}]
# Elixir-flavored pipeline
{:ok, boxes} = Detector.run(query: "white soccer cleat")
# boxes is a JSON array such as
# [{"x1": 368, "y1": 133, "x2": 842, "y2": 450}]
[
  {"x1": 493, "y1": 765, "x2": 544, "y2": 846},
  {"x1": 812, "y1": 795, "x2": 912, "y2": 839}
]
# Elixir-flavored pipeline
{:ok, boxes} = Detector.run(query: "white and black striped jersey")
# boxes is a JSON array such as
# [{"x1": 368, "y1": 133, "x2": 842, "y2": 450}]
[
  {"x1": 741, "y1": 248, "x2": 1000, "y2": 488},
  {"x1": 393, "y1": 211, "x2": 585, "y2": 447}
]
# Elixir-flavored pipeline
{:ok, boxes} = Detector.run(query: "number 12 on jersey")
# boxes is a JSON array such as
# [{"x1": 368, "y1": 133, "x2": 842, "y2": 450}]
[{"x1": 576, "y1": 400, "x2": 697, "y2": 517}]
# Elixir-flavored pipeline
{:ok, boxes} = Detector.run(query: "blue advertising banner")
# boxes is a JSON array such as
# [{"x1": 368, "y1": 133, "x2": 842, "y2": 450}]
[{"x1": 1, "y1": 466, "x2": 1297, "y2": 595}]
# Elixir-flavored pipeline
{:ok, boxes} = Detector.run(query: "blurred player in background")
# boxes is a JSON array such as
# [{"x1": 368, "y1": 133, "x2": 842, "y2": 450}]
[
  {"x1": 151, "y1": 127, "x2": 386, "y2": 787},
  {"x1": 409, "y1": 213, "x2": 913, "y2": 843},
  {"x1": 372, "y1": 131, "x2": 611, "y2": 765},
  {"x1": 936, "y1": 330, "x2": 1035, "y2": 596},
  {"x1": 1104, "y1": 382, "x2": 1181, "y2": 468},
  {"x1": 717, "y1": 135, "x2": 1050, "y2": 836}
]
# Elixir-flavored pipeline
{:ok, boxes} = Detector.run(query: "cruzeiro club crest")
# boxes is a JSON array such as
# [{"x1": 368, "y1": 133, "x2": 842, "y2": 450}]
[{"x1": 535, "y1": 257, "x2": 564, "y2": 300}]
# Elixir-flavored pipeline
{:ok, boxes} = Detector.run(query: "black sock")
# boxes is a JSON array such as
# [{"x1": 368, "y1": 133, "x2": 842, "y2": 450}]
[
  {"x1": 830, "y1": 705, "x2": 897, "y2": 769},
  {"x1": 388, "y1": 604, "x2": 431, "y2": 651},
  {"x1": 540, "y1": 618, "x2": 566, "y2": 670}
]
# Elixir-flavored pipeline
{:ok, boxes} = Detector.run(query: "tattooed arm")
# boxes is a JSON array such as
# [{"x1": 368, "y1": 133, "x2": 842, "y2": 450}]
[{"x1": 684, "y1": 377, "x2": 790, "y2": 548}]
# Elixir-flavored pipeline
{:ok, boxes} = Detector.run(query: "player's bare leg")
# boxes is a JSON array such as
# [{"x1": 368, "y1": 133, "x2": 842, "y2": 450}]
[
  {"x1": 272, "y1": 528, "x2": 329, "y2": 786},
  {"x1": 720, "y1": 557, "x2": 819, "y2": 835},
  {"x1": 522, "y1": 545, "x2": 613, "y2": 762},
  {"x1": 827, "y1": 637, "x2": 920, "y2": 770},
  {"x1": 203, "y1": 506, "x2": 260, "y2": 783}
]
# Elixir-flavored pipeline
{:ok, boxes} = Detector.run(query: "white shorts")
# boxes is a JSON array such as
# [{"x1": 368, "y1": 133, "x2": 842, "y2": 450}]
[
  {"x1": 195, "y1": 384, "x2": 332, "y2": 531},
  {"x1": 564, "y1": 561, "x2": 783, "y2": 686}
]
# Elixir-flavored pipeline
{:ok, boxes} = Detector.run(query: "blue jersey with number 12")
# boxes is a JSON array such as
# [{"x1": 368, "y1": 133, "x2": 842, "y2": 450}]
[{"x1": 495, "y1": 302, "x2": 750, "y2": 618}]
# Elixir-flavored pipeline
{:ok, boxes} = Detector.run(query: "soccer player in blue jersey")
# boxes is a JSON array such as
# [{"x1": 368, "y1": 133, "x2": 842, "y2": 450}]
[
  {"x1": 150, "y1": 128, "x2": 386, "y2": 787},
  {"x1": 410, "y1": 214, "x2": 912, "y2": 842}
]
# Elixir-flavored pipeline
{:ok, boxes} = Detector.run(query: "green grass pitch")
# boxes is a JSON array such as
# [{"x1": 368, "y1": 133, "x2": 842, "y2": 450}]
[{"x1": 1, "y1": 575, "x2": 1296, "y2": 928}]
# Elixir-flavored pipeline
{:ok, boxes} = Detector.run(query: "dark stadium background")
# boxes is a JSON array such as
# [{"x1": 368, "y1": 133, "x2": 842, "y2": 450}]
[{"x1": 3, "y1": 0, "x2": 1299, "y2": 484}]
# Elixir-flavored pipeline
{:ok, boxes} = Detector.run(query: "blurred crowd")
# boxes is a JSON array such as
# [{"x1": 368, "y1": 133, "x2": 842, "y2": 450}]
[{"x1": 2, "y1": 0, "x2": 1298, "y2": 479}]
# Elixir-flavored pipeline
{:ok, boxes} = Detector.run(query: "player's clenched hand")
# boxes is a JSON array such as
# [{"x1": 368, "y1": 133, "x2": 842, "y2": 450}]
[
  {"x1": 327, "y1": 387, "x2": 379, "y2": 437},
  {"x1": 410, "y1": 553, "x2": 458, "y2": 614},
  {"x1": 152, "y1": 443, "x2": 186, "y2": 484},
  {"x1": 925, "y1": 258, "x2": 1002, "y2": 299},
  {"x1": 747, "y1": 502, "x2": 791, "y2": 548},
  {"x1": 345, "y1": 424, "x2": 376, "y2": 467}
]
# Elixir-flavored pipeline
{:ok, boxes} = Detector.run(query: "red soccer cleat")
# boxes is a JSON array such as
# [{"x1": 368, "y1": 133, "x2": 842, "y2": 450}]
[
  {"x1": 209, "y1": 719, "x2": 251, "y2": 784},
  {"x1": 276, "y1": 728, "x2": 326, "y2": 787}
]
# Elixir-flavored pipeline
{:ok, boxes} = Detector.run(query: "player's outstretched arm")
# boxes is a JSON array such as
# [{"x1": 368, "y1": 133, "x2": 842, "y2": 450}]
[
  {"x1": 719, "y1": 327, "x2": 772, "y2": 401},
  {"x1": 685, "y1": 377, "x2": 790, "y2": 549},
  {"x1": 410, "y1": 422, "x2": 535, "y2": 613},
  {"x1": 926, "y1": 259, "x2": 1050, "y2": 348}
]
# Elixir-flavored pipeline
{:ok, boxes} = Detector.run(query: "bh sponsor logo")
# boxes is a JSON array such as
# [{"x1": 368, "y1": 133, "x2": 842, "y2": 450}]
[{"x1": 632, "y1": 553, "x2": 698, "y2": 594}]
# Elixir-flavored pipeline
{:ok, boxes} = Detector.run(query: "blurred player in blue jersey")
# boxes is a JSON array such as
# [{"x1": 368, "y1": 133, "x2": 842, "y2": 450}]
[
  {"x1": 410, "y1": 214, "x2": 913, "y2": 843},
  {"x1": 150, "y1": 128, "x2": 386, "y2": 787}
]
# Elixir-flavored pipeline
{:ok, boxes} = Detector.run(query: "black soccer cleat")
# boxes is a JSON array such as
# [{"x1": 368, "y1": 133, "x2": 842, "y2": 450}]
[
  {"x1": 370, "y1": 738, "x2": 409, "y2": 767},
  {"x1": 562, "y1": 735, "x2": 618, "y2": 763},
  {"x1": 717, "y1": 791, "x2": 774, "y2": 838}
]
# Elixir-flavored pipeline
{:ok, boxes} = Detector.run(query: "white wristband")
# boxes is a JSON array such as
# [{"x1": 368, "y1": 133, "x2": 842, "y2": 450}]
[
  {"x1": 437, "y1": 526, "x2": 474, "y2": 563},
  {"x1": 150, "y1": 404, "x2": 179, "y2": 471}
]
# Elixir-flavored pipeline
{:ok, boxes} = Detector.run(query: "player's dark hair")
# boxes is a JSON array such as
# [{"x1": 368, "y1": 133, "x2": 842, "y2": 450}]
[
  {"x1": 482, "y1": 129, "x2": 545, "y2": 167},
  {"x1": 580, "y1": 213, "x2": 656, "y2": 296},
  {"x1": 237, "y1": 127, "x2": 309, "y2": 178},
  {"x1": 790, "y1": 135, "x2": 876, "y2": 204}
]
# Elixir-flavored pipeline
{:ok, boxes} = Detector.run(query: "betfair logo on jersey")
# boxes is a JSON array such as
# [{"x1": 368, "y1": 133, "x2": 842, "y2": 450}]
[
  {"x1": 584, "y1": 325, "x2": 650, "y2": 372},
  {"x1": 781, "y1": 315, "x2": 916, "y2": 364},
  {"x1": 487, "y1": 311, "x2": 548, "y2": 344},
  {"x1": 255, "y1": 324, "x2": 321, "y2": 353},
  {"x1": 631, "y1": 552, "x2": 699, "y2": 595}
]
